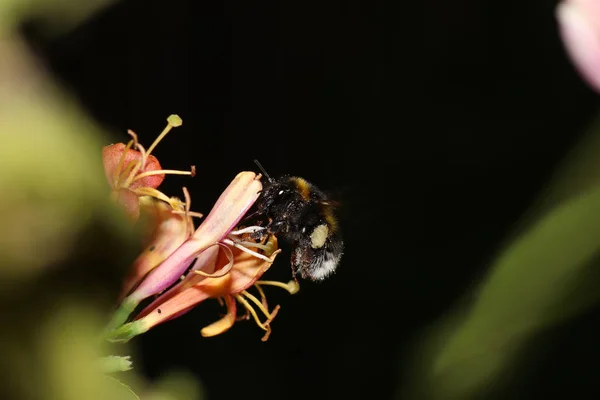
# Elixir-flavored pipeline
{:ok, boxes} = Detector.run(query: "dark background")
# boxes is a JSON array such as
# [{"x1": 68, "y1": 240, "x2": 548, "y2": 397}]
[{"x1": 23, "y1": 0, "x2": 600, "y2": 398}]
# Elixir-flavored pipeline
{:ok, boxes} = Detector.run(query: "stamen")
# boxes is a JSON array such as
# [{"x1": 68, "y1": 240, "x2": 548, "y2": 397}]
[
  {"x1": 227, "y1": 239, "x2": 271, "y2": 252},
  {"x1": 261, "y1": 304, "x2": 279, "y2": 342},
  {"x1": 113, "y1": 138, "x2": 135, "y2": 187},
  {"x1": 255, "y1": 280, "x2": 300, "y2": 295},
  {"x1": 134, "y1": 142, "x2": 148, "y2": 171},
  {"x1": 220, "y1": 239, "x2": 273, "y2": 263},
  {"x1": 120, "y1": 159, "x2": 144, "y2": 189},
  {"x1": 240, "y1": 290, "x2": 273, "y2": 320},
  {"x1": 234, "y1": 294, "x2": 268, "y2": 332},
  {"x1": 253, "y1": 283, "x2": 269, "y2": 309},
  {"x1": 172, "y1": 210, "x2": 204, "y2": 219},
  {"x1": 133, "y1": 187, "x2": 175, "y2": 206},
  {"x1": 182, "y1": 187, "x2": 192, "y2": 213},
  {"x1": 126, "y1": 129, "x2": 140, "y2": 148},
  {"x1": 236, "y1": 291, "x2": 280, "y2": 341},
  {"x1": 229, "y1": 226, "x2": 266, "y2": 235},
  {"x1": 131, "y1": 167, "x2": 195, "y2": 183},
  {"x1": 126, "y1": 129, "x2": 147, "y2": 171},
  {"x1": 236, "y1": 309, "x2": 251, "y2": 321},
  {"x1": 113, "y1": 140, "x2": 133, "y2": 188},
  {"x1": 176, "y1": 187, "x2": 200, "y2": 231},
  {"x1": 167, "y1": 198, "x2": 187, "y2": 211},
  {"x1": 145, "y1": 114, "x2": 183, "y2": 157}
]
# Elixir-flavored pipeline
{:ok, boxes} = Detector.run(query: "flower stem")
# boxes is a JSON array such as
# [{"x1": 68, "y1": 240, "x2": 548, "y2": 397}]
[
  {"x1": 104, "y1": 297, "x2": 139, "y2": 333},
  {"x1": 104, "y1": 320, "x2": 149, "y2": 343}
]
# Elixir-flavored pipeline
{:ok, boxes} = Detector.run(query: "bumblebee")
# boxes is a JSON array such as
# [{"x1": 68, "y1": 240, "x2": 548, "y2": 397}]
[{"x1": 250, "y1": 161, "x2": 344, "y2": 281}]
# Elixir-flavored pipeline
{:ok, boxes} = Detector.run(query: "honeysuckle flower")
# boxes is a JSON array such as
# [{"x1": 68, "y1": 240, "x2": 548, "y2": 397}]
[
  {"x1": 106, "y1": 171, "x2": 265, "y2": 331},
  {"x1": 557, "y1": 0, "x2": 600, "y2": 92},
  {"x1": 102, "y1": 114, "x2": 196, "y2": 220},
  {"x1": 107, "y1": 234, "x2": 299, "y2": 342}
]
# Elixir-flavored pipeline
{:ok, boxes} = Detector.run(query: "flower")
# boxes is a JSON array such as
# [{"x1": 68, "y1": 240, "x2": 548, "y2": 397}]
[
  {"x1": 103, "y1": 119, "x2": 301, "y2": 341},
  {"x1": 107, "y1": 234, "x2": 299, "y2": 342},
  {"x1": 557, "y1": 0, "x2": 600, "y2": 92},
  {"x1": 102, "y1": 114, "x2": 196, "y2": 220},
  {"x1": 105, "y1": 171, "x2": 268, "y2": 331}
]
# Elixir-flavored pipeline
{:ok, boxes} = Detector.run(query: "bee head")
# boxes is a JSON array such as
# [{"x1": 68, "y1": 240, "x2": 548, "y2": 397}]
[
  {"x1": 257, "y1": 179, "x2": 296, "y2": 212},
  {"x1": 253, "y1": 160, "x2": 298, "y2": 212}
]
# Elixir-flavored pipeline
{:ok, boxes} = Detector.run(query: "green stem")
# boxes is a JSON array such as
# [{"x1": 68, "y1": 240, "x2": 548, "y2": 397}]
[
  {"x1": 104, "y1": 297, "x2": 138, "y2": 333},
  {"x1": 104, "y1": 320, "x2": 148, "y2": 343}
]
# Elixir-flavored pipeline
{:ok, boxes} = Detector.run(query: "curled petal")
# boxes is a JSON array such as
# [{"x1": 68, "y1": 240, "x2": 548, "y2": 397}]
[
  {"x1": 201, "y1": 295, "x2": 237, "y2": 337},
  {"x1": 189, "y1": 244, "x2": 221, "y2": 276},
  {"x1": 192, "y1": 243, "x2": 234, "y2": 278}
]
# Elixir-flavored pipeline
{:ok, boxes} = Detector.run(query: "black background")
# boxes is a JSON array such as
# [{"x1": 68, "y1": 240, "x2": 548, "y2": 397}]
[{"x1": 23, "y1": 0, "x2": 600, "y2": 398}]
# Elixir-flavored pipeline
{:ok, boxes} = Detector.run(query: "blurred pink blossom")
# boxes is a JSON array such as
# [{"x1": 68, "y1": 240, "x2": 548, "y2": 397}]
[{"x1": 557, "y1": 0, "x2": 600, "y2": 92}]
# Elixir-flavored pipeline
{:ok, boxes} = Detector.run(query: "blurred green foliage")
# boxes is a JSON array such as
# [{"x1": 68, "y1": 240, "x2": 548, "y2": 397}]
[
  {"x1": 0, "y1": 1, "x2": 202, "y2": 399},
  {"x1": 403, "y1": 115, "x2": 600, "y2": 399}
]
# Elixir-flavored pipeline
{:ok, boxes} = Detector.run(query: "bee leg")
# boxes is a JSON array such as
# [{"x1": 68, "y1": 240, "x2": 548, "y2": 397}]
[
  {"x1": 249, "y1": 218, "x2": 272, "y2": 240},
  {"x1": 229, "y1": 226, "x2": 266, "y2": 236},
  {"x1": 289, "y1": 249, "x2": 302, "y2": 283},
  {"x1": 289, "y1": 261, "x2": 300, "y2": 284},
  {"x1": 250, "y1": 229, "x2": 269, "y2": 241}
]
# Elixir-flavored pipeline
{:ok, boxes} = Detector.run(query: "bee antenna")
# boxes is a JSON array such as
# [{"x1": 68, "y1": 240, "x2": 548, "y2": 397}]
[{"x1": 254, "y1": 159, "x2": 274, "y2": 182}]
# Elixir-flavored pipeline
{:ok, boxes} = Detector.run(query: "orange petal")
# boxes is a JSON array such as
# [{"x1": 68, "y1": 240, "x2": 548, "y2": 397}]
[
  {"x1": 200, "y1": 295, "x2": 237, "y2": 337},
  {"x1": 200, "y1": 238, "x2": 280, "y2": 297},
  {"x1": 133, "y1": 237, "x2": 279, "y2": 331}
]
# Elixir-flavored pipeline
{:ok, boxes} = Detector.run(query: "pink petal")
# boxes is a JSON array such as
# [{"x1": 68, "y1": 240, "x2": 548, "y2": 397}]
[
  {"x1": 119, "y1": 198, "x2": 194, "y2": 300},
  {"x1": 134, "y1": 245, "x2": 220, "y2": 316}
]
